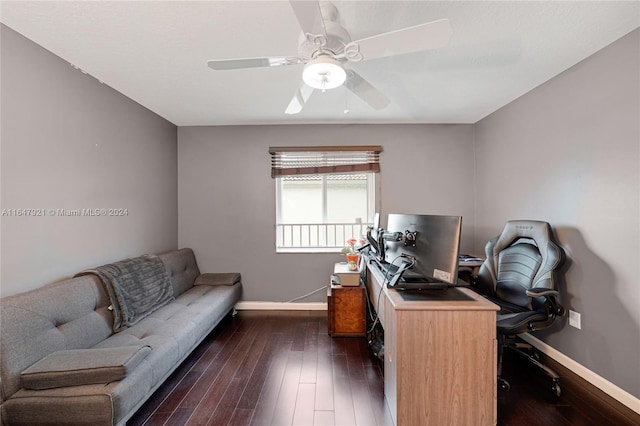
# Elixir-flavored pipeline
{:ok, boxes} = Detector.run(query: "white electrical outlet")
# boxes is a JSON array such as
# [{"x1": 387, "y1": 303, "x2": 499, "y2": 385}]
[{"x1": 569, "y1": 310, "x2": 581, "y2": 329}]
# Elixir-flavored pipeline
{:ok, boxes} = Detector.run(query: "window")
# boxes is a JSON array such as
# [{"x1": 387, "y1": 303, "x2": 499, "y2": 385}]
[{"x1": 270, "y1": 146, "x2": 381, "y2": 252}]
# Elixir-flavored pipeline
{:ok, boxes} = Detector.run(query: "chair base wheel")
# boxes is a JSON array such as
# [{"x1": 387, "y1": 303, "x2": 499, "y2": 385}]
[{"x1": 552, "y1": 381, "x2": 561, "y2": 398}]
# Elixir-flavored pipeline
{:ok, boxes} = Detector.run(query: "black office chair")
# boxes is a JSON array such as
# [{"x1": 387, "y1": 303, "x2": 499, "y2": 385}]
[{"x1": 472, "y1": 220, "x2": 566, "y2": 396}]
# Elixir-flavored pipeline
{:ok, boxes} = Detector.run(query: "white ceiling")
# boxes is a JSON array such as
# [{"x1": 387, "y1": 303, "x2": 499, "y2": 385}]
[{"x1": 1, "y1": 1, "x2": 638, "y2": 126}]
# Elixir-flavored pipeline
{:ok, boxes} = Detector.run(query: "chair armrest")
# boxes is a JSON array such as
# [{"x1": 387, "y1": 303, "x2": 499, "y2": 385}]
[
  {"x1": 526, "y1": 288, "x2": 558, "y2": 298},
  {"x1": 526, "y1": 288, "x2": 565, "y2": 316}
]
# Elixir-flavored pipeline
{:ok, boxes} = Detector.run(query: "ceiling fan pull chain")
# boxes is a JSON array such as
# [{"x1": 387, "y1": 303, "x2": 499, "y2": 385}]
[{"x1": 344, "y1": 87, "x2": 350, "y2": 114}]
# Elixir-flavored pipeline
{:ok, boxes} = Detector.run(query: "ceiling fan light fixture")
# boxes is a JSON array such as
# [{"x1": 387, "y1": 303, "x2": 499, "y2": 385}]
[{"x1": 302, "y1": 56, "x2": 346, "y2": 90}]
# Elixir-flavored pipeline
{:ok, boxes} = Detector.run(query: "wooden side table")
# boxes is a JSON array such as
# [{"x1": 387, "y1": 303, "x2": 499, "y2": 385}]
[{"x1": 327, "y1": 283, "x2": 366, "y2": 337}]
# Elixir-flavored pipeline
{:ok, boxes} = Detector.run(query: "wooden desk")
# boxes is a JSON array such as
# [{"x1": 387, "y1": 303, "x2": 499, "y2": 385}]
[{"x1": 366, "y1": 263, "x2": 499, "y2": 426}]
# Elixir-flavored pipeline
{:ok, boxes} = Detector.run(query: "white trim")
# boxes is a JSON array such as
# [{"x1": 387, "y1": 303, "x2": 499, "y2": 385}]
[
  {"x1": 235, "y1": 301, "x2": 328, "y2": 311},
  {"x1": 521, "y1": 333, "x2": 640, "y2": 415}
]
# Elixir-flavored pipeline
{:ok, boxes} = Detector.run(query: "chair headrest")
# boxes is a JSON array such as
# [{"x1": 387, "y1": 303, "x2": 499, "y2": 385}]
[{"x1": 492, "y1": 220, "x2": 554, "y2": 260}]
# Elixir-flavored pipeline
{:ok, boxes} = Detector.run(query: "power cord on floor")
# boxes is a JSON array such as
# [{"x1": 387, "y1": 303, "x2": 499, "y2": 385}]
[{"x1": 285, "y1": 285, "x2": 328, "y2": 303}]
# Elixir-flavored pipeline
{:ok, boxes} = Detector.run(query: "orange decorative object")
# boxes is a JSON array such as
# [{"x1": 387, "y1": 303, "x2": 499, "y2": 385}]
[{"x1": 346, "y1": 253, "x2": 360, "y2": 271}]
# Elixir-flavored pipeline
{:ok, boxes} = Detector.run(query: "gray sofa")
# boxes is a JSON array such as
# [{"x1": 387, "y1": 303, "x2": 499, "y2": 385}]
[{"x1": 0, "y1": 248, "x2": 242, "y2": 425}]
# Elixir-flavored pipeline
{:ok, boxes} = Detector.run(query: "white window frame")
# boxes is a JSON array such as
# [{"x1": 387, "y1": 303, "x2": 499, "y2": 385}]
[{"x1": 275, "y1": 173, "x2": 376, "y2": 253}]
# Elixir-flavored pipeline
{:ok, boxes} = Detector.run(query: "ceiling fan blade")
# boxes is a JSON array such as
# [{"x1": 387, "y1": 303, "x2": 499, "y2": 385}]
[
  {"x1": 353, "y1": 18, "x2": 453, "y2": 62},
  {"x1": 344, "y1": 70, "x2": 390, "y2": 110},
  {"x1": 207, "y1": 57, "x2": 302, "y2": 70},
  {"x1": 285, "y1": 84, "x2": 314, "y2": 115},
  {"x1": 289, "y1": 0, "x2": 327, "y2": 39}
]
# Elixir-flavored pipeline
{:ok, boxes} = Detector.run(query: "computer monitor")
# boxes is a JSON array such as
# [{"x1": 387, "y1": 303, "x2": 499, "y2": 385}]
[{"x1": 384, "y1": 214, "x2": 462, "y2": 288}]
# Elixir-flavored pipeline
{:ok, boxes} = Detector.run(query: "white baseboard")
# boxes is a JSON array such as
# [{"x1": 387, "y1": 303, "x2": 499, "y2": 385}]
[
  {"x1": 521, "y1": 333, "x2": 640, "y2": 415},
  {"x1": 235, "y1": 301, "x2": 328, "y2": 311}
]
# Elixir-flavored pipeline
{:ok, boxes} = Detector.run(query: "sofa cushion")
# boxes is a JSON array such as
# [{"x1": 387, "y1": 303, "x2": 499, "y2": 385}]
[
  {"x1": 93, "y1": 333, "x2": 181, "y2": 386},
  {"x1": 21, "y1": 345, "x2": 151, "y2": 390},
  {"x1": 194, "y1": 272, "x2": 241, "y2": 286},
  {"x1": 159, "y1": 248, "x2": 201, "y2": 297}
]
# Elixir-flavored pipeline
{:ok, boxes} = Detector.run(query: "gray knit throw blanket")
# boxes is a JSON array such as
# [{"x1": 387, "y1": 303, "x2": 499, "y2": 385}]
[{"x1": 76, "y1": 254, "x2": 174, "y2": 332}]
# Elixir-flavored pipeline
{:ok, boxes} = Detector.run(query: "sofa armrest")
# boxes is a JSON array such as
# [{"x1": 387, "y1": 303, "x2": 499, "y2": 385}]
[
  {"x1": 194, "y1": 273, "x2": 241, "y2": 286},
  {"x1": 21, "y1": 345, "x2": 151, "y2": 390}
]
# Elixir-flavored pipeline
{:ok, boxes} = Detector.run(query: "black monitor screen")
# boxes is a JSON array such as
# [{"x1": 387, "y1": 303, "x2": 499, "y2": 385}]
[{"x1": 384, "y1": 214, "x2": 462, "y2": 285}]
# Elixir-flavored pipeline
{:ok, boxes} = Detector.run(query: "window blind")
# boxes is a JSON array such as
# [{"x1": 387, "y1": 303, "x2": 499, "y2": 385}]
[{"x1": 269, "y1": 145, "x2": 382, "y2": 178}]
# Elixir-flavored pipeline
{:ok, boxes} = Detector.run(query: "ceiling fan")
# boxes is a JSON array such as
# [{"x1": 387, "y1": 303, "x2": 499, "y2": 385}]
[{"x1": 207, "y1": 1, "x2": 453, "y2": 114}]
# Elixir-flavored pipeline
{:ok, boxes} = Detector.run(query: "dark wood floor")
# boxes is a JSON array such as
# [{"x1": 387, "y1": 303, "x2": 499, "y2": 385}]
[{"x1": 128, "y1": 310, "x2": 632, "y2": 426}]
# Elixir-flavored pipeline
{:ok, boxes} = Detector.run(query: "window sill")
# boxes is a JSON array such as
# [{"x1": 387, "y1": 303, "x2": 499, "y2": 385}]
[{"x1": 276, "y1": 247, "x2": 343, "y2": 254}]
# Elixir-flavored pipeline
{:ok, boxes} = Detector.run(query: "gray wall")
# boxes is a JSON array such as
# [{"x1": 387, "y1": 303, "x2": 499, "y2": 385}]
[
  {"x1": 0, "y1": 25, "x2": 178, "y2": 297},
  {"x1": 475, "y1": 29, "x2": 639, "y2": 398},
  {"x1": 178, "y1": 124, "x2": 475, "y2": 302}
]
